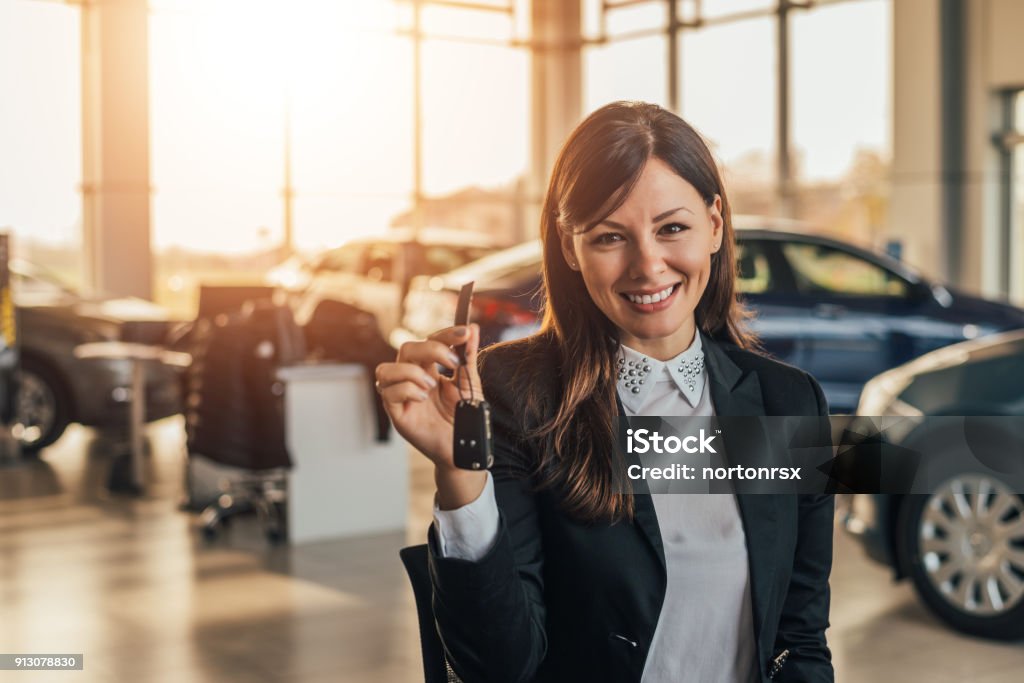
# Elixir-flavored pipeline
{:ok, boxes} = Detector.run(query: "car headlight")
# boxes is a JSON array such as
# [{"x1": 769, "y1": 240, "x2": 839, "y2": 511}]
[
  {"x1": 857, "y1": 371, "x2": 914, "y2": 416},
  {"x1": 857, "y1": 376, "x2": 894, "y2": 415}
]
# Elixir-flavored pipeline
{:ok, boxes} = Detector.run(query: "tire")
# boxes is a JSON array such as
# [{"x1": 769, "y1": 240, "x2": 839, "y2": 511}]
[
  {"x1": 14, "y1": 357, "x2": 72, "y2": 454},
  {"x1": 897, "y1": 474, "x2": 1024, "y2": 640}
]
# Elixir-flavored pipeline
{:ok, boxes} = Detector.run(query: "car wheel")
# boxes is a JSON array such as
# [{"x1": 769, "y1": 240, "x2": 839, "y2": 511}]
[
  {"x1": 13, "y1": 358, "x2": 71, "y2": 454},
  {"x1": 898, "y1": 474, "x2": 1024, "y2": 640}
]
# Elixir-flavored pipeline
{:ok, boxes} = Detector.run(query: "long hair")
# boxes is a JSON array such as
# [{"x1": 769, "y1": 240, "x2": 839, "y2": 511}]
[{"x1": 523, "y1": 101, "x2": 757, "y2": 523}]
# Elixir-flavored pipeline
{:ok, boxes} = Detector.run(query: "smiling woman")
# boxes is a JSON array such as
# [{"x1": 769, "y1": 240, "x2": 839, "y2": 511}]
[{"x1": 380, "y1": 101, "x2": 835, "y2": 683}]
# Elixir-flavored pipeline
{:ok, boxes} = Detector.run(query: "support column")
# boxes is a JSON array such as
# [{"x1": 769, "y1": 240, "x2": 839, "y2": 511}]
[
  {"x1": 81, "y1": 0, "x2": 152, "y2": 299},
  {"x1": 889, "y1": 0, "x2": 945, "y2": 278},
  {"x1": 527, "y1": 0, "x2": 582, "y2": 240}
]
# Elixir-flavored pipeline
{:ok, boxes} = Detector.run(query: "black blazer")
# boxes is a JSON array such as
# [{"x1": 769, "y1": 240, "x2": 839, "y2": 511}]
[{"x1": 428, "y1": 331, "x2": 834, "y2": 683}]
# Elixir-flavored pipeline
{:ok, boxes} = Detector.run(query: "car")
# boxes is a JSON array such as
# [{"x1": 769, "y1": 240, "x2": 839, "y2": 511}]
[
  {"x1": 11, "y1": 260, "x2": 183, "y2": 453},
  {"x1": 393, "y1": 224, "x2": 1024, "y2": 412},
  {"x1": 394, "y1": 239, "x2": 544, "y2": 350},
  {"x1": 265, "y1": 252, "x2": 315, "y2": 293},
  {"x1": 290, "y1": 228, "x2": 502, "y2": 337},
  {"x1": 843, "y1": 329, "x2": 1024, "y2": 639}
]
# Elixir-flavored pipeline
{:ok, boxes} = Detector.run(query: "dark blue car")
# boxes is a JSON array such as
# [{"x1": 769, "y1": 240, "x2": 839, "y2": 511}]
[{"x1": 396, "y1": 228, "x2": 1024, "y2": 412}]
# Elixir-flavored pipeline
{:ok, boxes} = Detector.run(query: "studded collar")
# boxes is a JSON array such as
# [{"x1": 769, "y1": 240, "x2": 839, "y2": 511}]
[{"x1": 615, "y1": 332, "x2": 707, "y2": 410}]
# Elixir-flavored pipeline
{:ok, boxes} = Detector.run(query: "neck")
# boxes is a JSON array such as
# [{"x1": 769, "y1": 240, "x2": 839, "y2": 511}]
[{"x1": 620, "y1": 321, "x2": 697, "y2": 361}]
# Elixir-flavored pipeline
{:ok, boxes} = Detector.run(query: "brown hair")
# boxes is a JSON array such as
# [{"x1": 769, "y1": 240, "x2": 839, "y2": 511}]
[{"x1": 523, "y1": 101, "x2": 757, "y2": 523}]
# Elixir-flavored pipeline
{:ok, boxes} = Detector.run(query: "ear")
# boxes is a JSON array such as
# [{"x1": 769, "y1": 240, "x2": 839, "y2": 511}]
[
  {"x1": 709, "y1": 194, "x2": 724, "y2": 253},
  {"x1": 559, "y1": 231, "x2": 579, "y2": 270}
]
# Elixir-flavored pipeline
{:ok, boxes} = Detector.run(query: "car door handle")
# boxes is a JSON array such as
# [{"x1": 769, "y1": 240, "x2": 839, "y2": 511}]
[{"x1": 814, "y1": 303, "x2": 846, "y2": 318}]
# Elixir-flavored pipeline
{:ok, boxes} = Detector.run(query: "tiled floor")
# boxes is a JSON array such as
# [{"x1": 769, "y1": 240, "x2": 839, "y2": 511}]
[{"x1": 1, "y1": 418, "x2": 1022, "y2": 682}]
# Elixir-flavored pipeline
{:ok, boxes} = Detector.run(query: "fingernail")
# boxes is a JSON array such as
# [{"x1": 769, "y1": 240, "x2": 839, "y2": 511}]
[
  {"x1": 448, "y1": 353, "x2": 461, "y2": 366},
  {"x1": 454, "y1": 326, "x2": 468, "y2": 336},
  {"x1": 419, "y1": 391, "x2": 430, "y2": 400},
  {"x1": 425, "y1": 376, "x2": 437, "y2": 388}
]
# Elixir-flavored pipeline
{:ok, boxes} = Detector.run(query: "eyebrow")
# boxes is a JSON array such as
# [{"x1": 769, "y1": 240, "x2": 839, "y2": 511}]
[{"x1": 599, "y1": 206, "x2": 694, "y2": 230}]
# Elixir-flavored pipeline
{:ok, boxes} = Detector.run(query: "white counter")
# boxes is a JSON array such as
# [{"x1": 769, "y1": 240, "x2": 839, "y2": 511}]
[{"x1": 277, "y1": 363, "x2": 408, "y2": 543}]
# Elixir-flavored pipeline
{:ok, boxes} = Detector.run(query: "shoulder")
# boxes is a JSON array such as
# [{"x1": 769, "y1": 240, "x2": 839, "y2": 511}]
[
  {"x1": 477, "y1": 331, "x2": 561, "y2": 421},
  {"x1": 478, "y1": 331, "x2": 560, "y2": 391},
  {"x1": 708, "y1": 338, "x2": 829, "y2": 416},
  {"x1": 717, "y1": 341, "x2": 807, "y2": 382}
]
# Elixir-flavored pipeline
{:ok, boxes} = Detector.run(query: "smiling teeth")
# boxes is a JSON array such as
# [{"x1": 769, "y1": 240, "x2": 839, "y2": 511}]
[{"x1": 625, "y1": 284, "x2": 675, "y2": 304}]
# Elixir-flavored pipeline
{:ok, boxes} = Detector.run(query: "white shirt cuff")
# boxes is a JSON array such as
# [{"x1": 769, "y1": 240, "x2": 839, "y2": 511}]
[{"x1": 432, "y1": 471, "x2": 500, "y2": 561}]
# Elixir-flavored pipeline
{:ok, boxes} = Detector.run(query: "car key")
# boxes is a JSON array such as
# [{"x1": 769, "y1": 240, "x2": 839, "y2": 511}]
[{"x1": 452, "y1": 281, "x2": 494, "y2": 470}]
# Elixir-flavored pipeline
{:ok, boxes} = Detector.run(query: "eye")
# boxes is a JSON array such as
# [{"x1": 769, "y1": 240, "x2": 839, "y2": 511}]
[
  {"x1": 592, "y1": 232, "x2": 623, "y2": 245},
  {"x1": 660, "y1": 222, "x2": 689, "y2": 235}
]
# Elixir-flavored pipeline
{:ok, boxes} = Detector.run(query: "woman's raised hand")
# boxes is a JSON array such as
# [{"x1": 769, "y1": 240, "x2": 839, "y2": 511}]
[{"x1": 375, "y1": 324, "x2": 483, "y2": 471}]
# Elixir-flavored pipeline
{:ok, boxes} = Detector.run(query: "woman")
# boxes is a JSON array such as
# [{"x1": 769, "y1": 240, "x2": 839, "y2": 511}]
[{"x1": 376, "y1": 101, "x2": 834, "y2": 683}]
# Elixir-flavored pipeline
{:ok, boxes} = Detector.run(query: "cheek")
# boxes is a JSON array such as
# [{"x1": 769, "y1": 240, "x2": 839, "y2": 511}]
[
  {"x1": 579, "y1": 256, "x2": 623, "y2": 291},
  {"x1": 673, "y1": 250, "x2": 714, "y2": 278}
]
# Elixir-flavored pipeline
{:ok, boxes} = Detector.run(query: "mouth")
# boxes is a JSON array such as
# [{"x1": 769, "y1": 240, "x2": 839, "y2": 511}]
[{"x1": 618, "y1": 282, "x2": 681, "y2": 312}]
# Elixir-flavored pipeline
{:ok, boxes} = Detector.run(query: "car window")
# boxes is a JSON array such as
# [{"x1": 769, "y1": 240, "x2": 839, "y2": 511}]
[
  {"x1": 781, "y1": 242, "x2": 909, "y2": 297},
  {"x1": 735, "y1": 241, "x2": 775, "y2": 294},
  {"x1": 420, "y1": 246, "x2": 468, "y2": 277},
  {"x1": 413, "y1": 245, "x2": 495, "y2": 277},
  {"x1": 13, "y1": 271, "x2": 72, "y2": 298},
  {"x1": 318, "y1": 245, "x2": 365, "y2": 274},
  {"x1": 363, "y1": 243, "x2": 396, "y2": 282}
]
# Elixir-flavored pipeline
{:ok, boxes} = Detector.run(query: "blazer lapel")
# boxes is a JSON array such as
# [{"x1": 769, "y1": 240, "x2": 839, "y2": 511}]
[
  {"x1": 616, "y1": 333, "x2": 774, "y2": 583},
  {"x1": 702, "y1": 332, "x2": 778, "y2": 645},
  {"x1": 616, "y1": 391, "x2": 667, "y2": 572}
]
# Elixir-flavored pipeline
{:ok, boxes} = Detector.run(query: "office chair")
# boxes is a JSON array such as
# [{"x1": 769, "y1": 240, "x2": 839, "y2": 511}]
[
  {"x1": 399, "y1": 544, "x2": 463, "y2": 683},
  {"x1": 187, "y1": 302, "x2": 304, "y2": 543}
]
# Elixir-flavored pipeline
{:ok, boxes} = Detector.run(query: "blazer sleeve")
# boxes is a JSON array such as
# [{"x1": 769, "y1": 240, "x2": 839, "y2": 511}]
[
  {"x1": 775, "y1": 372, "x2": 835, "y2": 683},
  {"x1": 427, "y1": 354, "x2": 548, "y2": 683}
]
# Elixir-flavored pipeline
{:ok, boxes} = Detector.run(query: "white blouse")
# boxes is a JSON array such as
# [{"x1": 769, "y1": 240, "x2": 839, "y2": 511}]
[{"x1": 433, "y1": 331, "x2": 758, "y2": 683}]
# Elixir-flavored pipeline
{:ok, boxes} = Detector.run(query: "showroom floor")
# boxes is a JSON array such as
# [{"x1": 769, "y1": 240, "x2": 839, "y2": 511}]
[{"x1": 1, "y1": 418, "x2": 1022, "y2": 683}]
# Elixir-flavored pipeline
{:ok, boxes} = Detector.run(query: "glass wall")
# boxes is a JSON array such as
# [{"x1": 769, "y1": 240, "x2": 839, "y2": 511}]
[
  {"x1": 790, "y1": 0, "x2": 890, "y2": 241},
  {"x1": 680, "y1": 17, "x2": 776, "y2": 215},
  {"x1": 0, "y1": 0, "x2": 83, "y2": 288},
  {"x1": 582, "y1": 0, "x2": 892, "y2": 243},
  {"x1": 147, "y1": 0, "x2": 529, "y2": 317},
  {"x1": 1010, "y1": 91, "x2": 1024, "y2": 303}
]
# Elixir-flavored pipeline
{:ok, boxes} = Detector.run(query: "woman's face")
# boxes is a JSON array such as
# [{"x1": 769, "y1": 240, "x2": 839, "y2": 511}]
[{"x1": 561, "y1": 157, "x2": 723, "y2": 360}]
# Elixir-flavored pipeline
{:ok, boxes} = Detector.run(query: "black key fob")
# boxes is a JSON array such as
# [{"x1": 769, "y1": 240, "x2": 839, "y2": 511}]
[{"x1": 453, "y1": 399, "x2": 493, "y2": 470}]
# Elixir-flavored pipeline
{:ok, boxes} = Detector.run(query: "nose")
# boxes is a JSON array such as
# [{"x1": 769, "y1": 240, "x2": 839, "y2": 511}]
[{"x1": 627, "y1": 237, "x2": 667, "y2": 281}]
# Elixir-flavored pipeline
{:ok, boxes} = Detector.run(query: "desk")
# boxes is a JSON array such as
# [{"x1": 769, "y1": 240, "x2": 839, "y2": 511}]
[{"x1": 74, "y1": 342, "x2": 191, "y2": 495}]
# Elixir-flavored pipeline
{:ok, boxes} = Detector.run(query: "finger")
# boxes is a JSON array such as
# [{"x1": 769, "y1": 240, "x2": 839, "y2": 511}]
[
  {"x1": 376, "y1": 362, "x2": 439, "y2": 394},
  {"x1": 379, "y1": 380, "x2": 431, "y2": 407},
  {"x1": 397, "y1": 339, "x2": 462, "y2": 371},
  {"x1": 427, "y1": 325, "x2": 474, "y2": 348}
]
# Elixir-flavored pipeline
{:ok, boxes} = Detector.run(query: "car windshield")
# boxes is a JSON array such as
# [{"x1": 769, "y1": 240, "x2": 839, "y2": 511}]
[
  {"x1": 10, "y1": 260, "x2": 79, "y2": 300},
  {"x1": 446, "y1": 241, "x2": 542, "y2": 282}
]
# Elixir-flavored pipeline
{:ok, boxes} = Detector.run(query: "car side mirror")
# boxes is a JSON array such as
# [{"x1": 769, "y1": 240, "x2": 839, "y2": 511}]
[{"x1": 929, "y1": 284, "x2": 953, "y2": 308}]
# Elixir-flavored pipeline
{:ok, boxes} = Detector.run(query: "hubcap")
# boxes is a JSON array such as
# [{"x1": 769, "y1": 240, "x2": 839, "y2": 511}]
[
  {"x1": 919, "y1": 475, "x2": 1024, "y2": 616},
  {"x1": 14, "y1": 369, "x2": 56, "y2": 446}
]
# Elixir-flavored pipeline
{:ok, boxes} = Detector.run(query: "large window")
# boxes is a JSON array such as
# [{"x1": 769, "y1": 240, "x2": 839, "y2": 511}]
[
  {"x1": 997, "y1": 89, "x2": 1024, "y2": 304},
  {"x1": 581, "y1": 0, "x2": 892, "y2": 244},
  {"x1": 681, "y1": 17, "x2": 776, "y2": 214},
  {"x1": 422, "y1": 40, "x2": 529, "y2": 197},
  {"x1": 583, "y1": 0, "x2": 667, "y2": 111},
  {"x1": 147, "y1": 0, "x2": 529, "y2": 317},
  {"x1": 0, "y1": 0, "x2": 82, "y2": 287},
  {"x1": 791, "y1": 0, "x2": 890, "y2": 239}
]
